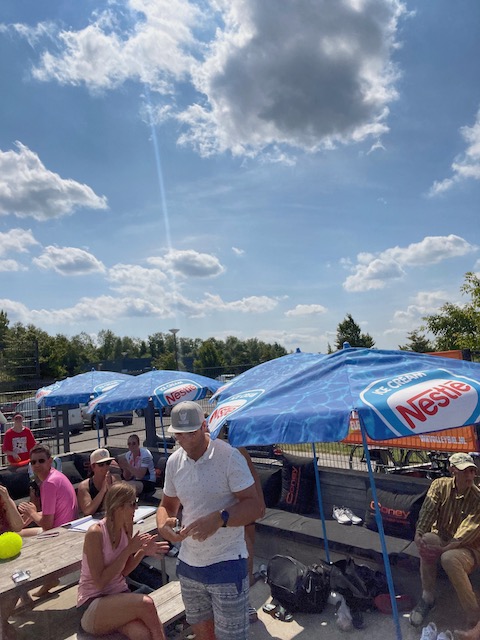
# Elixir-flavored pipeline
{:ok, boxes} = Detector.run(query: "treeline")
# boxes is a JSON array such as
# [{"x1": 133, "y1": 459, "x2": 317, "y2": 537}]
[
  {"x1": 1, "y1": 271, "x2": 479, "y2": 383},
  {"x1": 0, "y1": 312, "x2": 287, "y2": 382}
]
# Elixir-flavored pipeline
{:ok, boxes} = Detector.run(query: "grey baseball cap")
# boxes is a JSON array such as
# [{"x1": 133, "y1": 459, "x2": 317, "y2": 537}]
[{"x1": 168, "y1": 401, "x2": 205, "y2": 434}]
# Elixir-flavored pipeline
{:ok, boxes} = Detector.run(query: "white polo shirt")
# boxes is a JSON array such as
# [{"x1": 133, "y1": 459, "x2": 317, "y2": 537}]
[{"x1": 163, "y1": 437, "x2": 254, "y2": 567}]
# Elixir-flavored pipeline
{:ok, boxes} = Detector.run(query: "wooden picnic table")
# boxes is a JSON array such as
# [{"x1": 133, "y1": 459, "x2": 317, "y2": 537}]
[{"x1": 0, "y1": 514, "x2": 160, "y2": 640}]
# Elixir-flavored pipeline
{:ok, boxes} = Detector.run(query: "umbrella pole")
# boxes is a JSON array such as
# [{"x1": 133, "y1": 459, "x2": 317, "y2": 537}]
[
  {"x1": 359, "y1": 419, "x2": 402, "y2": 640},
  {"x1": 96, "y1": 412, "x2": 101, "y2": 449},
  {"x1": 311, "y1": 443, "x2": 330, "y2": 564},
  {"x1": 159, "y1": 412, "x2": 168, "y2": 456}
]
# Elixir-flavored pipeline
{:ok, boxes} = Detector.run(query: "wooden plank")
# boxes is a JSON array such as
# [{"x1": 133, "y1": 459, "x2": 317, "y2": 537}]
[{"x1": 70, "y1": 581, "x2": 184, "y2": 640}]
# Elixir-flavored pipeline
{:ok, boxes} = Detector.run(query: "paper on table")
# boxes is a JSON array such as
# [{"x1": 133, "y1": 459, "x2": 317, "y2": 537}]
[
  {"x1": 133, "y1": 505, "x2": 157, "y2": 522},
  {"x1": 65, "y1": 515, "x2": 99, "y2": 532},
  {"x1": 64, "y1": 506, "x2": 156, "y2": 531}
]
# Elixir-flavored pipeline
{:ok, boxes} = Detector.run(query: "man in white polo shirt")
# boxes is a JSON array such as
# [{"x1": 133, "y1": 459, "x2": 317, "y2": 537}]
[{"x1": 157, "y1": 401, "x2": 262, "y2": 640}]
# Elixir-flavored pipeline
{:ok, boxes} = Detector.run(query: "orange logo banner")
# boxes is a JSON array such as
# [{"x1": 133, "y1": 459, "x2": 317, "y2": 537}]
[{"x1": 343, "y1": 416, "x2": 478, "y2": 452}]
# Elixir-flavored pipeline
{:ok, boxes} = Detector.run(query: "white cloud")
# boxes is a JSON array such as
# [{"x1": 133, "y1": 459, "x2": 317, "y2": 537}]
[
  {"x1": 232, "y1": 246, "x2": 245, "y2": 256},
  {"x1": 429, "y1": 107, "x2": 480, "y2": 196},
  {"x1": 149, "y1": 249, "x2": 225, "y2": 278},
  {"x1": 0, "y1": 142, "x2": 108, "y2": 220},
  {"x1": 0, "y1": 288, "x2": 278, "y2": 329},
  {"x1": 392, "y1": 290, "x2": 450, "y2": 324},
  {"x1": 343, "y1": 235, "x2": 476, "y2": 292},
  {"x1": 33, "y1": 246, "x2": 106, "y2": 275},
  {"x1": 0, "y1": 228, "x2": 38, "y2": 257},
  {"x1": 0, "y1": 295, "x2": 170, "y2": 326},
  {"x1": 27, "y1": 0, "x2": 406, "y2": 158},
  {"x1": 30, "y1": 0, "x2": 200, "y2": 93},
  {"x1": 285, "y1": 304, "x2": 327, "y2": 317},
  {"x1": 108, "y1": 263, "x2": 169, "y2": 298},
  {"x1": 0, "y1": 260, "x2": 26, "y2": 272},
  {"x1": 256, "y1": 328, "x2": 326, "y2": 352},
  {"x1": 0, "y1": 21, "x2": 57, "y2": 46},
  {"x1": 203, "y1": 293, "x2": 278, "y2": 313}
]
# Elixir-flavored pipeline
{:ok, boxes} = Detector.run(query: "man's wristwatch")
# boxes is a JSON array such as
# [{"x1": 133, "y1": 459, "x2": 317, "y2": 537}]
[{"x1": 220, "y1": 509, "x2": 230, "y2": 527}]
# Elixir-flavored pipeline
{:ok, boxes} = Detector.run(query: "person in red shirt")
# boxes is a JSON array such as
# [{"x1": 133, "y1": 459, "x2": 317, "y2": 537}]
[{"x1": 2, "y1": 413, "x2": 36, "y2": 466}]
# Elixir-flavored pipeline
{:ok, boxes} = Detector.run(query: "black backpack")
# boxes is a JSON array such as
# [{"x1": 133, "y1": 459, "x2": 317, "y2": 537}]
[{"x1": 266, "y1": 555, "x2": 330, "y2": 614}]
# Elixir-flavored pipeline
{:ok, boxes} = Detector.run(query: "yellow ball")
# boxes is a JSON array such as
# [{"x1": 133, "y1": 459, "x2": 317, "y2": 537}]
[{"x1": 0, "y1": 532, "x2": 23, "y2": 559}]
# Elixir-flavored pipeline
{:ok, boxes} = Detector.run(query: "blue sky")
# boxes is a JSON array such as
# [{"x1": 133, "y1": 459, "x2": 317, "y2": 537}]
[{"x1": 0, "y1": 0, "x2": 479, "y2": 354}]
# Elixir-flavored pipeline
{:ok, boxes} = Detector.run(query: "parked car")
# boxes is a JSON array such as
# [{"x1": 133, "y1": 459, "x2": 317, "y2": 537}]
[
  {"x1": 0, "y1": 401, "x2": 19, "y2": 420},
  {"x1": 80, "y1": 404, "x2": 133, "y2": 429},
  {"x1": 14, "y1": 396, "x2": 84, "y2": 437}
]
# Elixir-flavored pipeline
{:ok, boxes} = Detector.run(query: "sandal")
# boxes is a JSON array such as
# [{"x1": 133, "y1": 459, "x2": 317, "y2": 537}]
[
  {"x1": 274, "y1": 605, "x2": 293, "y2": 622},
  {"x1": 262, "y1": 599, "x2": 279, "y2": 615}
]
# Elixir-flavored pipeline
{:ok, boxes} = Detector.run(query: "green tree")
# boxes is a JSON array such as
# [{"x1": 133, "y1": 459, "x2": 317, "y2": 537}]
[
  {"x1": 148, "y1": 332, "x2": 166, "y2": 359},
  {"x1": 4, "y1": 323, "x2": 57, "y2": 379},
  {"x1": 97, "y1": 329, "x2": 119, "y2": 360},
  {"x1": 334, "y1": 313, "x2": 375, "y2": 350},
  {"x1": 0, "y1": 310, "x2": 9, "y2": 351},
  {"x1": 193, "y1": 338, "x2": 224, "y2": 378},
  {"x1": 399, "y1": 330, "x2": 434, "y2": 352},
  {"x1": 422, "y1": 272, "x2": 480, "y2": 351}
]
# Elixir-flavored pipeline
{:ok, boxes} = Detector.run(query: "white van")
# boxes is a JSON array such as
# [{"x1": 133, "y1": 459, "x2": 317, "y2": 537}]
[{"x1": 14, "y1": 396, "x2": 83, "y2": 437}]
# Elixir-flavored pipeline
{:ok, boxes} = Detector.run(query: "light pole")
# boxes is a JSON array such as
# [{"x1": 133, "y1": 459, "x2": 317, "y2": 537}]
[{"x1": 169, "y1": 328, "x2": 179, "y2": 370}]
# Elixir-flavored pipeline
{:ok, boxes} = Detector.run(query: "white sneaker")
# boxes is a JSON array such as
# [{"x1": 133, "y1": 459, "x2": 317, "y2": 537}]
[
  {"x1": 343, "y1": 507, "x2": 363, "y2": 525},
  {"x1": 437, "y1": 632, "x2": 454, "y2": 640},
  {"x1": 333, "y1": 506, "x2": 351, "y2": 525},
  {"x1": 420, "y1": 622, "x2": 438, "y2": 640},
  {"x1": 333, "y1": 506, "x2": 352, "y2": 524}
]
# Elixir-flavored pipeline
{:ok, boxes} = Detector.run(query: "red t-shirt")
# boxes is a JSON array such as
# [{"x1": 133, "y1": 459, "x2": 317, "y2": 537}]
[{"x1": 2, "y1": 427, "x2": 36, "y2": 465}]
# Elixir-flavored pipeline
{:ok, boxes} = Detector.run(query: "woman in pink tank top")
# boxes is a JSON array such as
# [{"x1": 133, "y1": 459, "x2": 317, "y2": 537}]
[{"x1": 77, "y1": 482, "x2": 169, "y2": 639}]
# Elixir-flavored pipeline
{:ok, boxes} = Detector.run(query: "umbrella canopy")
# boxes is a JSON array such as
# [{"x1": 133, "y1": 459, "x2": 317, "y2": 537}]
[
  {"x1": 87, "y1": 369, "x2": 222, "y2": 415},
  {"x1": 36, "y1": 370, "x2": 133, "y2": 406},
  {"x1": 208, "y1": 347, "x2": 480, "y2": 446}
]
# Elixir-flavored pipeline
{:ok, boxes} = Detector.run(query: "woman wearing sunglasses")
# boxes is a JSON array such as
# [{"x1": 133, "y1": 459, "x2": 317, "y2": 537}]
[
  {"x1": 77, "y1": 482, "x2": 169, "y2": 639},
  {"x1": 77, "y1": 448, "x2": 118, "y2": 517}
]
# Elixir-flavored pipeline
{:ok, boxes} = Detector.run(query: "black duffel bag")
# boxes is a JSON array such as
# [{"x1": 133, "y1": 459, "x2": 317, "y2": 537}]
[{"x1": 266, "y1": 555, "x2": 330, "y2": 614}]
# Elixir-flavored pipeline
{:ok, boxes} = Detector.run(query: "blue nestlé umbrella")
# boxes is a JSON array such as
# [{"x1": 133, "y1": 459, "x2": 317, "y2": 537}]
[
  {"x1": 36, "y1": 370, "x2": 133, "y2": 406},
  {"x1": 88, "y1": 369, "x2": 222, "y2": 415},
  {"x1": 88, "y1": 369, "x2": 222, "y2": 452},
  {"x1": 207, "y1": 347, "x2": 480, "y2": 640}
]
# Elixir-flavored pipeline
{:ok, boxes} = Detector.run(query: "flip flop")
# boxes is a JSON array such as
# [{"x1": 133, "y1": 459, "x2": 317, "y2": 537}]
[
  {"x1": 262, "y1": 600, "x2": 279, "y2": 614},
  {"x1": 274, "y1": 605, "x2": 293, "y2": 622}
]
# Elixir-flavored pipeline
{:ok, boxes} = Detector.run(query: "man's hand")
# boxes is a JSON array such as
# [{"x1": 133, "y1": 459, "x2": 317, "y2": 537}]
[
  {"x1": 182, "y1": 512, "x2": 222, "y2": 542},
  {"x1": 158, "y1": 517, "x2": 186, "y2": 544},
  {"x1": 415, "y1": 533, "x2": 443, "y2": 563},
  {"x1": 103, "y1": 472, "x2": 113, "y2": 491}
]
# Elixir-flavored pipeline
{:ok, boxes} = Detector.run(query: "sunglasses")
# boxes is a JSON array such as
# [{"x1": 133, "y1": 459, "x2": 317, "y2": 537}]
[
  {"x1": 96, "y1": 460, "x2": 112, "y2": 467},
  {"x1": 31, "y1": 458, "x2": 47, "y2": 465}
]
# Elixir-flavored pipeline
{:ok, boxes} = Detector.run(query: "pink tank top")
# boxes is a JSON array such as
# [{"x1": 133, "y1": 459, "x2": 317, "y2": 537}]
[{"x1": 77, "y1": 519, "x2": 129, "y2": 606}]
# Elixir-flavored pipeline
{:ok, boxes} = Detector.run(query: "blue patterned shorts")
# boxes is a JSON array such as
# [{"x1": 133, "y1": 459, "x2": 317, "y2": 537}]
[{"x1": 178, "y1": 573, "x2": 249, "y2": 640}]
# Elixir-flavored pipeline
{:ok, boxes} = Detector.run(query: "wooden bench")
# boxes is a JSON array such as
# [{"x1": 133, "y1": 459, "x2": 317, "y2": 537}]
[{"x1": 72, "y1": 581, "x2": 185, "y2": 640}]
